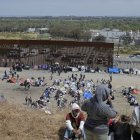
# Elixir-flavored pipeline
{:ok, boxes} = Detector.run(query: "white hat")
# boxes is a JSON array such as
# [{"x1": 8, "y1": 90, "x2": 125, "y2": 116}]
[{"x1": 72, "y1": 103, "x2": 80, "y2": 110}]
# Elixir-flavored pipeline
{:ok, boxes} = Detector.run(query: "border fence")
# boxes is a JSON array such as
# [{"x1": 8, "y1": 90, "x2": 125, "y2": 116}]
[{"x1": 0, "y1": 39, "x2": 114, "y2": 69}]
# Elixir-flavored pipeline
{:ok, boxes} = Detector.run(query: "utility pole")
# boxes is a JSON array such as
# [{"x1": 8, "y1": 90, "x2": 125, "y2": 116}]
[
  {"x1": 117, "y1": 37, "x2": 121, "y2": 57},
  {"x1": 18, "y1": 45, "x2": 21, "y2": 62}
]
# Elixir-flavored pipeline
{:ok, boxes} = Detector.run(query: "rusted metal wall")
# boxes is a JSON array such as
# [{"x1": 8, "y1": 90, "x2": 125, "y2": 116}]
[{"x1": 0, "y1": 39, "x2": 114, "y2": 69}]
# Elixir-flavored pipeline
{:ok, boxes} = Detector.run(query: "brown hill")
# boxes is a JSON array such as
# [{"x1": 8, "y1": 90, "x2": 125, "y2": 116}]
[{"x1": 0, "y1": 102, "x2": 68, "y2": 140}]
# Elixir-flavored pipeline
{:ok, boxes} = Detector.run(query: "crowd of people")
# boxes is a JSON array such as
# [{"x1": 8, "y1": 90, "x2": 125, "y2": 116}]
[
  {"x1": 63, "y1": 86, "x2": 140, "y2": 140},
  {"x1": 1, "y1": 65, "x2": 140, "y2": 140},
  {"x1": 20, "y1": 71, "x2": 140, "y2": 140}
]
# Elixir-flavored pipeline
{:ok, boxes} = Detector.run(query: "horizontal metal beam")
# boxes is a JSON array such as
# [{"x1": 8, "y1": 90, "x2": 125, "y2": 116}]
[{"x1": 0, "y1": 39, "x2": 114, "y2": 48}]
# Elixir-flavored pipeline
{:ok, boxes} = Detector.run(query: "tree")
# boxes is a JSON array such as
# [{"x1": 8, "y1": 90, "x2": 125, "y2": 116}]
[
  {"x1": 120, "y1": 32, "x2": 133, "y2": 46},
  {"x1": 93, "y1": 34, "x2": 106, "y2": 42},
  {"x1": 81, "y1": 30, "x2": 92, "y2": 41}
]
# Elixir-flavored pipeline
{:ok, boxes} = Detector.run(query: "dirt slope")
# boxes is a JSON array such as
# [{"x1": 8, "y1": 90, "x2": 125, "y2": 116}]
[{"x1": 0, "y1": 102, "x2": 67, "y2": 140}]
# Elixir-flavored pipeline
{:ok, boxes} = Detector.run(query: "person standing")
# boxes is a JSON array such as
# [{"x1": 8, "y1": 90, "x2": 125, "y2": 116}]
[
  {"x1": 109, "y1": 74, "x2": 112, "y2": 82},
  {"x1": 130, "y1": 105, "x2": 140, "y2": 140},
  {"x1": 16, "y1": 74, "x2": 19, "y2": 84},
  {"x1": 50, "y1": 73, "x2": 53, "y2": 80},
  {"x1": 81, "y1": 84, "x2": 117, "y2": 140}
]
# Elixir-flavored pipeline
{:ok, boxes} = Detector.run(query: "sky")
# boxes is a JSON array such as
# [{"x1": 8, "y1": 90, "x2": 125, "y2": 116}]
[{"x1": 0, "y1": 0, "x2": 140, "y2": 17}]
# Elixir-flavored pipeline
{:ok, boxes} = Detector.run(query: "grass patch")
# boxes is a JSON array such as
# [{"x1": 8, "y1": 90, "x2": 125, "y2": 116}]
[{"x1": 0, "y1": 32, "x2": 50, "y2": 40}]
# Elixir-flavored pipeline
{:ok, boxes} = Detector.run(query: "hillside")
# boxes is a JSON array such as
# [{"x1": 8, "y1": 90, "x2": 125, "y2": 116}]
[{"x1": 0, "y1": 102, "x2": 67, "y2": 140}]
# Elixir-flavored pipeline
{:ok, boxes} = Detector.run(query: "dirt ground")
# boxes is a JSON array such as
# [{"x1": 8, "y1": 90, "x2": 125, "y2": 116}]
[{"x1": 0, "y1": 67, "x2": 140, "y2": 140}]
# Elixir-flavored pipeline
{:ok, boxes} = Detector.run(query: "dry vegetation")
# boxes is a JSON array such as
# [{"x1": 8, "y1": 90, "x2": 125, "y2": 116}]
[
  {"x1": 0, "y1": 32, "x2": 38, "y2": 40},
  {"x1": 0, "y1": 92, "x2": 138, "y2": 140},
  {"x1": 0, "y1": 102, "x2": 68, "y2": 140}
]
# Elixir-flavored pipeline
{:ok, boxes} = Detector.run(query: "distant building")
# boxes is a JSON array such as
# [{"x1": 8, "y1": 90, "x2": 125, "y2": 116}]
[
  {"x1": 134, "y1": 39, "x2": 140, "y2": 45},
  {"x1": 114, "y1": 57, "x2": 140, "y2": 69},
  {"x1": 27, "y1": 28, "x2": 36, "y2": 33},
  {"x1": 27, "y1": 27, "x2": 49, "y2": 34},
  {"x1": 39, "y1": 28, "x2": 49, "y2": 34},
  {"x1": 133, "y1": 30, "x2": 140, "y2": 45},
  {"x1": 90, "y1": 29, "x2": 126, "y2": 44}
]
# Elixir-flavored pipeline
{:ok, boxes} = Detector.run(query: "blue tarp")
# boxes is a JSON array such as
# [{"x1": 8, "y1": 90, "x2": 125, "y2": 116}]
[
  {"x1": 108, "y1": 68, "x2": 120, "y2": 74},
  {"x1": 41, "y1": 64, "x2": 48, "y2": 70},
  {"x1": 83, "y1": 91, "x2": 93, "y2": 100}
]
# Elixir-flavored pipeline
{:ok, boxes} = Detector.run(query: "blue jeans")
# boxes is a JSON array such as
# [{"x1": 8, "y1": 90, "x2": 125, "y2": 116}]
[{"x1": 64, "y1": 128, "x2": 86, "y2": 140}]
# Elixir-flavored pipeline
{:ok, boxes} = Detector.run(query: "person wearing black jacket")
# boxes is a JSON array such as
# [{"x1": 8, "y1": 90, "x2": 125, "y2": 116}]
[{"x1": 108, "y1": 115, "x2": 131, "y2": 140}]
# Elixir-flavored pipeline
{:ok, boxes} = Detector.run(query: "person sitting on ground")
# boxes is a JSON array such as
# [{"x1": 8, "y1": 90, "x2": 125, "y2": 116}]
[
  {"x1": 130, "y1": 104, "x2": 140, "y2": 140},
  {"x1": 35, "y1": 78, "x2": 40, "y2": 87},
  {"x1": 108, "y1": 115, "x2": 131, "y2": 140},
  {"x1": 64, "y1": 103, "x2": 86, "y2": 140},
  {"x1": 81, "y1": 84, "x2": 117, "y2": 140},
  {"x1": 24, "y1": 79, "x2": 31, "y2": 89},
  {"x1": 2, "y1": 70, "x2": 9, "y2": 80},
  {"x1": 0, "y1": 95, "x2": 6, "y2": 102},
  {"x1": 128, "y1": 95, "x2": 138, "y2": 106}
]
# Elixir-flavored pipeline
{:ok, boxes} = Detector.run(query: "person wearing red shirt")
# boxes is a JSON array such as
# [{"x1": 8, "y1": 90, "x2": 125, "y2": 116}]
[{"x1": 64, "y1": 103, "x2": 86, "y2": 140}]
